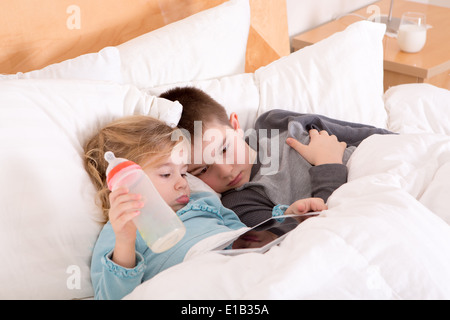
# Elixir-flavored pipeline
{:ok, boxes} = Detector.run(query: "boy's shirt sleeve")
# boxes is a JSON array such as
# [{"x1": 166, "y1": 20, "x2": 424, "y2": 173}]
[
  {"x1": 221, "y1": 188, "x2": 293, "y2": 236},
  {"x1": 222, "y1": 187, "x2": 274, "y2": 227},
  {"x1": 253, "y1": 109, "x2": 391, "y2": 203},
  {"x1": 309, "y1": 163, "x2": 348, "y2": 202}
]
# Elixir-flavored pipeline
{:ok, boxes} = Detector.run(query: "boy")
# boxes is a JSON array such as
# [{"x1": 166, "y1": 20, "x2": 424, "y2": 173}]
[{"x1": 160, "y1": 87, "x2": 391, "y2": 229}]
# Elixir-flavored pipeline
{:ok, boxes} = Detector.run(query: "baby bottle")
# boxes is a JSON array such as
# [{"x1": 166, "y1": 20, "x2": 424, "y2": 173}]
[{"x1": 104, "y1": 151, "x2": 186, "y2": 253}]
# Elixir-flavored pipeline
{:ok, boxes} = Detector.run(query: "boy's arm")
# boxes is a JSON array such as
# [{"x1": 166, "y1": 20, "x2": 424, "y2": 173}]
[
  {"x1": 286, "y1": 129, "x2": 348, "y2": 202},
  {"x1": 221, "y1": 187, "x2": 275, "y2": 228},
  {"x1": 222, "y1": 187, "x2": 298, "y2": 236},
  {"x1": 286, "y1": 129, "x2": 347, "y2": 166},
  {"x1": 309, "y1": 163, "x2": 348, "y2": 202}
]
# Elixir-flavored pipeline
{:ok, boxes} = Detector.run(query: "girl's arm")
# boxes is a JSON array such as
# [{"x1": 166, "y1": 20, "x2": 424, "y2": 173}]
[
  {"x1": 112, "y1": 239, "x2": 136, "y2": 269},
  {"x1": 90, "y1": 222, "x2": 146, "y2": 300},
  {"x1": 90, "y1": 187, "x2": 146, "y2": 300},
  {"x1": 108, "y1": 187, "x2": 143, "y2": 267}
]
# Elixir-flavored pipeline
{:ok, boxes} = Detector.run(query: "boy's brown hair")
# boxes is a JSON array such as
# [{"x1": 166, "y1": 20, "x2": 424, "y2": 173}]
[{"x1": 160, "y1": 87, "x2": 231, "y2": 136}]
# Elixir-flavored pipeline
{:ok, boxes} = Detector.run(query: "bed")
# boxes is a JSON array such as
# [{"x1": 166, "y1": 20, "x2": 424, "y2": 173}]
[{"x1": 1, "y1": 0, "x2": 450, "y2": 300}]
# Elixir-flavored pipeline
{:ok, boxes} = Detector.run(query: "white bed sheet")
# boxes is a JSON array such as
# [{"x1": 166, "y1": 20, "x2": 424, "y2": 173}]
[
  {"x1": 125, "y1": 133, "x2": 450, "y2": 299},
  {"x1": 1, "y1": 6, "x2": 449, "y2": 299}
]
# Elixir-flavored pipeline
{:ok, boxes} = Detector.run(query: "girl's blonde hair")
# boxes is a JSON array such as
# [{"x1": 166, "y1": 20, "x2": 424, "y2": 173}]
[{"x1": 84, "y1": 115, "x2": 180, "y2": 221}]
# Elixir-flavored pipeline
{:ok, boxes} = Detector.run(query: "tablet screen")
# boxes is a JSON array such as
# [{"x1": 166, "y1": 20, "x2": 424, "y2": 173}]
[{"x1": 213, "y1": 213, "x2": 319, "y2": 256}]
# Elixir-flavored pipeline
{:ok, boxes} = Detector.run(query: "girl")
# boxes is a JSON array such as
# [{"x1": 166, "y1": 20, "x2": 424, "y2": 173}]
[{"x1": 84, "y1": 115, "x2": 247, "y2": 300}]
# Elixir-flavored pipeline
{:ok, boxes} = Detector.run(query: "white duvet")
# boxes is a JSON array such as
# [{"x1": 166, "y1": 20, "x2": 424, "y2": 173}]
[{"x1": 125, "y1": 133, "x2": 450, "y2": 299}]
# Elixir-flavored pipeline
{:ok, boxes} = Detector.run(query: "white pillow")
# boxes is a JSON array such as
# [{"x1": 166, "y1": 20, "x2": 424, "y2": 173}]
[
  {"x1": 117, "y1": 0, "x2": 250, "y2": 88},
  {"x1": 186, "y1": 174, "x2": 221, "y2": 199},
  {"x1": 255, "y1": 21, "x2": 388, "y2": 129},
  {"x1": 146, "y1": 21, "x2": 387, "y2": 133},
  {"x1": 0, "y1": 47, "x2": 123, "y2": 83},
  {"x1": 385, "y1": 83, "x2": 450, "y2": 135},
  {"x1": 147, "y1": 73, "x2": 260, "y2": 132},
  {"x1": 0, "y1": 79, "x2": 181, "y2": 299}
]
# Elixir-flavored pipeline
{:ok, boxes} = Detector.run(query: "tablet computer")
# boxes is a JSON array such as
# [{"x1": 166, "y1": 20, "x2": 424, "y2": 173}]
[{"x1": 213, "y1": 213, "x2": 319, "y2": 256}]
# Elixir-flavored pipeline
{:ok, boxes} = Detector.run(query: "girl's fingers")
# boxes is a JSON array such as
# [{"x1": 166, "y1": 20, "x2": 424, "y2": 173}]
[
  {"x1": 115, "y1": 210, "x2": 141, "y2": 229},
  {"x1": 110, "y1": 189, "x2": 141, "y2": 206},
  {"x1": 108, "y1": 190, "x2": 143, "y2": 221},
  {"x1": 110, "y1": 200, "x2": 144, "y2": 218},
  {"x1": 109, "y1": 187, "x2": 128, "y2": 204},
  {"x1": 118, "y1": 199, "x2": 144, "y2": 212}
]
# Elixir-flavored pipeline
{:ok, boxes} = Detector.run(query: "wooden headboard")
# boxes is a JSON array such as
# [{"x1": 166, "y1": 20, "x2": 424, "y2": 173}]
[{"x1": 0, "y1": 0, "x2": 289, "y2": 75}]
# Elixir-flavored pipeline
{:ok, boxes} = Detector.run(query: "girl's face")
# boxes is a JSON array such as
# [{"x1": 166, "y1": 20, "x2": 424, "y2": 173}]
[{"x1": 143, "y1": 157, "x2": 190, "y2": 212}]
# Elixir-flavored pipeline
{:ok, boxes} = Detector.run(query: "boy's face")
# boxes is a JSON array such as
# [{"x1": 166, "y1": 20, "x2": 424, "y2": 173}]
[{"x1": 187, "y1": 119, "x2": 255, "y2": 193}]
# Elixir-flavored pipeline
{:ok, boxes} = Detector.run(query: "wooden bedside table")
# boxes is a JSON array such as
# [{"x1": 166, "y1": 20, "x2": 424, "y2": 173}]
[{"x1": 292, "y1": 0, "x2": 450, "y2": 91}]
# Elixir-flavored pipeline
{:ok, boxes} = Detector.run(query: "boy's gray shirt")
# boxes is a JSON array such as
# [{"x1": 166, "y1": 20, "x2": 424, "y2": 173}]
[{"x1": 221, "y1": 110, "x2": 392, "y2": 229}]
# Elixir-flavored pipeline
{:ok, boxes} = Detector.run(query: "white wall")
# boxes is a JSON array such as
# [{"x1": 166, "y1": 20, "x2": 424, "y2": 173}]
[
  {"x1": 408, "y1": 0, "x2": 450, "y2": 7},
  {"x1": 286, "y1": 0, "x2": 376, "y2": 38},
  {"x1": 287, "y1": 0, "x2": 450, "y2": 40}
]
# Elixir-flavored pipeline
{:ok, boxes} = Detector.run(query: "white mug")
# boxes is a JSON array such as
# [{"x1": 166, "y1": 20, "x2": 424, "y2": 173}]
[{"x1": 397, "y1": 12, "x2": 427, "y2": 53}]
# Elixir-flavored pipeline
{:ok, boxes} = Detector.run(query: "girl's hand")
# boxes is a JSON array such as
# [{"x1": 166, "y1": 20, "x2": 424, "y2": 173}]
[
  {"x1": 285, "y1": 197, "x2": 327, "y2": 222},
  {"x1": 109, "y1": 187, "x2": 143, "y2": 244},
  {"x1": 108, "y1": 187, "x2": 143, "y2": 268},
  {"x1": 287, "y1": 129, "x2": 347, "y2": 166}
]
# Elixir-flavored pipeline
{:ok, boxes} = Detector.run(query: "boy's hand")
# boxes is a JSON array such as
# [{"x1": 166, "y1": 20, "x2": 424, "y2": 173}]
[
  {"x1": 285, "y1": 197, "x2": 327, "y2": 222},
  {"x1": 286, "y1": 129, "x2": 347, "y2": 166},
  {"x1": 285, "y1": 197, "x2": 327, "y2": 215}
]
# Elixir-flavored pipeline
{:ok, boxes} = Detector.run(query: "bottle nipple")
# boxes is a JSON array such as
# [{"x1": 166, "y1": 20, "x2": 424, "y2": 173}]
[
  {"x1": 104, "y1": 151, "x2": 116, "y2": 164},
  {"x1": 104, "y1": 151, "x2": 124, "y2": 178}
]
